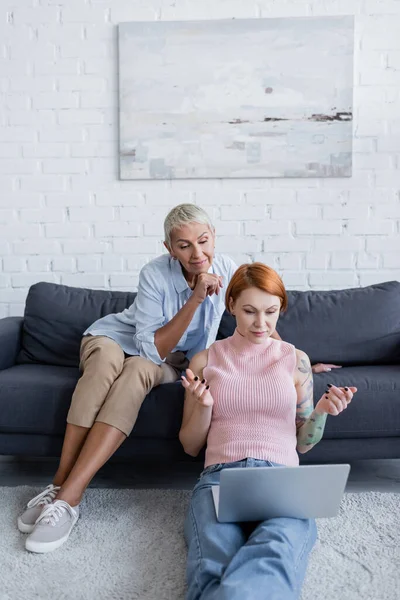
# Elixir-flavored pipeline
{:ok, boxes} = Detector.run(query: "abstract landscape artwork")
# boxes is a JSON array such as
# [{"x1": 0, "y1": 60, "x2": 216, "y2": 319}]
[{"x1": 118, "y1": 17, "x2": 354, "y2": 179}]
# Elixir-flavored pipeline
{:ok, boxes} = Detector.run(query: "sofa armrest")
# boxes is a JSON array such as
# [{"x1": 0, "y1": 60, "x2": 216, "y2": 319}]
[{"x1": 0, "y1": 317, "x2": 24, "y2": 370}]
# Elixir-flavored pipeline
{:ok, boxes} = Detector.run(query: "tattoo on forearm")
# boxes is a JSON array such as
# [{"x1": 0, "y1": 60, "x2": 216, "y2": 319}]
[{"x1": 297, "y1": 410, "x2": 327, "y2": 447}]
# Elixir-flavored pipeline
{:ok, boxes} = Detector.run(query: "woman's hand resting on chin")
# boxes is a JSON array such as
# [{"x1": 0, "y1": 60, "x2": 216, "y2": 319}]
[{"x1": 181, "y1": 368, "x2": 214, "y2": 407}]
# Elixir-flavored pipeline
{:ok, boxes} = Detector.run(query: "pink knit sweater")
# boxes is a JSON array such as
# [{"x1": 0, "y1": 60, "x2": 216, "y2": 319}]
[{"x1": 203, "y1": 329, "x2": 299, "y2": 468}]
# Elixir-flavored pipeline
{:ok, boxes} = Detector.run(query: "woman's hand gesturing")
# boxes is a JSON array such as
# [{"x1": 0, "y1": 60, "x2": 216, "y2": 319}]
[
  {"x1": 315, "y1": 384, "x2": 357, "y2": 416},
  {"x1": 181, "y1": 368, "x2": 214, "y2": 407}
]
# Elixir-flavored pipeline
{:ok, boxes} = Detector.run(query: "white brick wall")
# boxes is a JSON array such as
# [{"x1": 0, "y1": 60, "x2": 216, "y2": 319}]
[{"x1": 1, "y1": 0, "x2": 400, "y2": 316}]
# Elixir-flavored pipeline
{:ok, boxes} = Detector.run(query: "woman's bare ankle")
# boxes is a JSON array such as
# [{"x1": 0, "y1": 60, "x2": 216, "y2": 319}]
[{"x1": 55, "y1": 487, "x2": 82, "y2": 508}]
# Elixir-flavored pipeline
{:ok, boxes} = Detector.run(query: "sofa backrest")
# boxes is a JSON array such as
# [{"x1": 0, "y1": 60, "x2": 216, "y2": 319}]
[
  {"x1": 17, "y1": 283, "x2": 136, "y2": 367},
  {"x1": 218, "y1": 280, "x2": 400, "y2": 366},
  {"x1": 17, "y1": 280, "x2": 400, "y2": 368}
]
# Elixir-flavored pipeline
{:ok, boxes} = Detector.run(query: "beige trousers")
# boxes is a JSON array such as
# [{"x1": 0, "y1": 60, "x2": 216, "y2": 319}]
[{"x1": 67, "y1": 335, "x2": 188, "y2": 436}]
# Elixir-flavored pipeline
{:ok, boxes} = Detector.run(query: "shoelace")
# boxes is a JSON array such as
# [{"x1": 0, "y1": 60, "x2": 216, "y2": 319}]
[
  {"x1": 35, "y1": 500, "x2": 76, "y2": 527},
  {"x1": 27, "y1": 484, "x2": 60, "y2": 509}
]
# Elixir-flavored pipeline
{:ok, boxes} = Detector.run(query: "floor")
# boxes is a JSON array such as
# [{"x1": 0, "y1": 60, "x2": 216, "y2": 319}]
[{"x1": 1, "y1": 456, "x2": 399, "y2": 493}]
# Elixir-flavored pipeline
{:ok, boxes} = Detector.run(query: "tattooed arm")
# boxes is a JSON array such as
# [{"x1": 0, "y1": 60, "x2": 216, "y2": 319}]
[
  {"x1": 294, "y1": 349, "x2": 327, "y2": 454},
  {"x1": 294, "y1": 349, "x2": 358, "y2": 454}
]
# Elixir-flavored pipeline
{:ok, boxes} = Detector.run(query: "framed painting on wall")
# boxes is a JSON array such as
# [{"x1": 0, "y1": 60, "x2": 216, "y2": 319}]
[{"x1": 118, "y1": 16, "x2": 354, "y2": 179}]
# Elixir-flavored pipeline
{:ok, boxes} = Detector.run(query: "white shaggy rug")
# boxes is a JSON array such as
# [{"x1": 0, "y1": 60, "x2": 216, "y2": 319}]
[{"x1": 0, "y1": 487, "x2": 399, "y2": 600}]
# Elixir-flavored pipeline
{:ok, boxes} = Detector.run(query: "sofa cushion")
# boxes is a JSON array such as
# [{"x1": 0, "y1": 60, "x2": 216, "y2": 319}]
[
  {"x1": 220, "y1": 281, "x2": 400, "y2": 366},
  {"x1": 0, "y1": 364, "x2": 185, "y2": 439},
  {"x1": 17, "y1": 283, "x2": 136, "y2": 367},
  {"x1": 1, "y1": 364, "x2": 399, "y2": 440}
]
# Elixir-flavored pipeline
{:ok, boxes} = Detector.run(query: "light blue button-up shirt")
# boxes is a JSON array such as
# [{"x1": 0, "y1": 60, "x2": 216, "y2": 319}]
[{"x1": 85, "y1": 253, "x2": 237, "y2": 365}]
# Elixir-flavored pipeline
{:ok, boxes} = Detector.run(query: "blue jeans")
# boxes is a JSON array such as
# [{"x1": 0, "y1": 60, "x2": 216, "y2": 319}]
[{"x1": 184, "y1": 458, "x2": 317, "y2": 600}]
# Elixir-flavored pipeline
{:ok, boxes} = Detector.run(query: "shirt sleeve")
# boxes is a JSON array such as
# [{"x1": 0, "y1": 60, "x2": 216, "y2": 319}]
[
  {"x1": 133, "y1": 264, "x2": 167, "y2": 365},
  {"x1": 225, "y1": 255, "x2": 238, "y2": 284}
]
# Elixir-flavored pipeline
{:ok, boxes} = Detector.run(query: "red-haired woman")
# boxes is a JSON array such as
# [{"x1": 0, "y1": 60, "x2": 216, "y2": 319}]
[{"x1": 179, "y1": 263, "x2": 357, "y2": 600}]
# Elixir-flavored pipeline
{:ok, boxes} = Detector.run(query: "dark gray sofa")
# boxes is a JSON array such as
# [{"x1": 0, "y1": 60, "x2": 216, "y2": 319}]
[{"x1": 1, "y1": 280, "x2": 399, "y2": 465}]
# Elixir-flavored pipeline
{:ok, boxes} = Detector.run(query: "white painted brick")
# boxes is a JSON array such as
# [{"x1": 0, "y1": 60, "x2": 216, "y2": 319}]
[
  {"x1": 27, "y1": 257, "x2": 51, "y2": 272},
  {"x1": 60, "y1": 41, "x2": 108, "y2": 60},
  {"x1": 113, "y1": 238, "x2": 160, "y2": 255},
  {"x1": 4, "y1": 93, "x2": 30, "y2": 110},
  {"x1": 62, "y1": 273, "x2": 107, "y2": 288},
  {"x1": 0, "y1": 223, "x2": 41, "y2": 240},
  {"x1": 22, "y1": 143, "x2": 69, "y2": 158},
  {"x1": 347, "y1": 220, "x2": 394, "y2": 235},
  {"x1": 51, "y1": 257, "x2": 76, "y2": 272},
  {"x1": 314, "y1": 237, "x2": 364, "y2": 253},
  {"x1": 12, "y1": 7, "x2": 60, "y2": 25},
  {"x1": 46, "y1": 193, "x2": 91, "y2": 207},
  {"x1": 33, "y1": 92, "x2": 78, "y2": 109},
  {"x1": 278, "y1": 254, "x2": 303, "y2": 270},
  {"x1": 62, "y1": 239, "x2": 110, "y2": 254},
  {"x1": 297, "y1": 190, "x2": 345, "y2": 204},
  {"x1": 19, "y1": 208, "x2": 64, "y2": 223},
  {"x1": 126, "y1": 256, "x2": 151, "y2": 272},
  {"x1": 388, "y1": 51, "x2": 400, "y2": 68},
  {"x1": 3, "y1": 257, "x2": 26, "y2": 272},
  {"x1": 373, "y1": 202, "x2": 400, "y2": 218},
  {"x1": 0, "y1": 177, "x2": 15, "y2": 193},
  {"x1": 221, "y1": 206, "x2": 266, "y2": 221},
  {"x1": 1, "y1": 289, "x2": 30, "y2": 303},
  {"x1": 309, "y1": 272, "x2": 358, "y2": 288},
  {"x1": 12, "y1": 238, "x2": 61, "y2": 256},
  {"x1": 195, "y1": 191, "x2": 242, "y2": 206},
  {"x1": 0, "y1": 305, "x2": 9, "y2": 318},
  {"x1": 2, "y1": 193, "x2": 42, "y2": 208},
  {"x1": 245, "y1": 190, "x2": 296, "y2": 205},
  {"x1": 39, "y1": 126, "x2": 85, "y2": 142},
  {"x1": 361, "y1": 17, "x2": 400, "y2": 50},
  {"x1": 261, "y1": 237, "x2": 312, "y2": 253},
  {"x1": 216, "y1": 237, "x2": 261, "y2": 254},
  {"x1": 0, "y1": 274, "x2": 11, "y2": 287},
  {"x1": 143, "y1": 221, "x2": 168, "y2": 237},
  {"x1": 375, "y1": 170, "x2": 400, "y2": 187},
  {"x1": 62, "y1": 7, "x2": 107, "y2": 22},
  {"x1": 331, "y1": 253, "x2": 355, "y2": 269},
  {"x1": 58, "y1": 76, "x2": 106, "y2": 93},
  {"x1": 366, "y1": 237, "x2": 400, "y2": 254},
  {"x1": 356, "y1": 252, "x2": 380, "y2": 269},
  {"x1": 306, "y1": 254, "x2": 329, "y2": 270},
  {"x1": 323, "y1": 204, "x2": 370, "y2": 219},
  {"x1": 378, "y1": 137, "x2": 400, "y2": 152},
  {"x1": 58, "y1": 110, "x2": 104, "y2": 125},
  {"x1": 45, "y1": 223, "x2": 90, "y2": 238},
  {"x1": 245, "y1": 220, "x2": 290, "y2": 235},
  {"x1": 10, "y1": 76, "x2": 56, "y2": 92},
  {"x1": 353, "y1": 152, "x2": 393, "y2": 170},
  {"x1": 0, "y1": 159, "x2": 38, "y2": 174},
  {"x1": 95, "y1": 192, "x2": 145, "y2": 207},
  {"x1": 102, "y1": 255, "x2": 124, "y2": 272},
  {"x1": 71, "y1": 143, "x2": 113, "y2": 158},
  {"x1": 359, "y1": 271, "x2": 400, "y2": 286},
  {"x1": 296, "y1": 221, "x2": 343, "y2": 235},
  {"x1": 69, "y1": 207, "x2": 114, "y2": 222},
  {"x1": 144, "y1": 191, "x2": 193, "y2": 207},
  {"x1": 280, "y1": 272, "x2": 308, "y2": 288},
  {"x1": 109, "y1": 274, "x2": 139, "y2": 289},
  {"x1": 20, "y1": 176, "x2": 67, "y2": 192},
  {"x1": 42, "y1": 159, "x2": 87, "y2": 174},
  {"x1": 77, "y1": 257, "x2": 101, "y2": 272},
  {"x1": 0, "y1": 209, "x2": 16, "y2": 223},
  {"x1": 95, "y1": 222, "x2": 141, "y2": 238},
  {"x1": 213, "y1": 221, "x2": 241, "y2": 236},
  {"x1": 34, "y1": 59, "x2": 80, "y2": 77},
  {"x1": 383, "y1": 254, "x2": 400, "y2": 268},
  {"x1": 347, "y1": 189, "x2": 398, "y2": 204},
  {"x1": 0, "y1": 126, "x2": 36, "y2": 142},
  {"x1": 109, "y1": 5, "x2": 159, "y2": 23},
  {"x1": 12, "y1": 273, "x2": 59, "y2": 288},
  {"x1": 271, "y1": 205, "x2": 319, "y2": 219},
  {"x1": 365, "y1": 1, "x2": 400, "y2": 14}
]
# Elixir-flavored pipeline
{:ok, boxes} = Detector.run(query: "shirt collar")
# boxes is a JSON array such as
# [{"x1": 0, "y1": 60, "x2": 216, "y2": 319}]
[{"x1": 170, "y1": 256, "x2": 214, "y2": 294}]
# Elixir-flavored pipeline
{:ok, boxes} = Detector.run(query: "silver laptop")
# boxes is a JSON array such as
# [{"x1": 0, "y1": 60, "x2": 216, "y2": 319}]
[{"x1": 211, "y1": 464, "x2": 350, "y2": 522}]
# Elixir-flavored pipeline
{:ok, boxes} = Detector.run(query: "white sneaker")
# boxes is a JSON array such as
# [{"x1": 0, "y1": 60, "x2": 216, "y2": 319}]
[
  {"x1": 25, "y1": 499, "x2": 80, "y2": 554},
  {"x1": 17, "y1": 484, "x2": 60, "y2": 533}
]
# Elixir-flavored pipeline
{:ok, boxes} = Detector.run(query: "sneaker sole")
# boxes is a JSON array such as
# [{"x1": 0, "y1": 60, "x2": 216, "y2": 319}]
[
  {"x1": 25, "y1": 516, "x2": 78, "y2": 554},
  {"x1": 17, "y1": 517, "x2": 35, "y2": 534}
]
